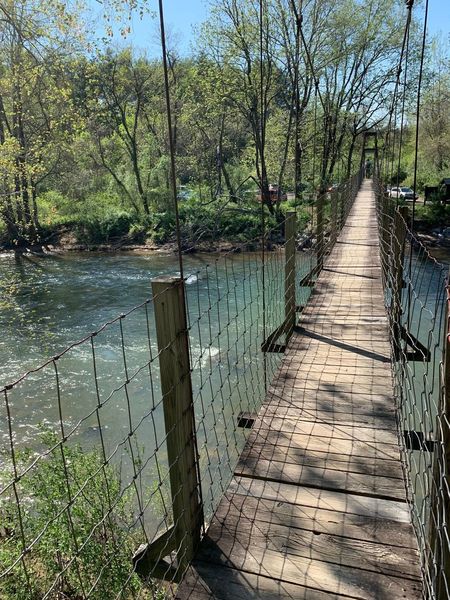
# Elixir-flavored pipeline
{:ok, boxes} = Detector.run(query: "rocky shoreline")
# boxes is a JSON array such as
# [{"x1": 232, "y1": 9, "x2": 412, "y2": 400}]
[
  {"x1": 0, "y1": 237, "x2": 265, "y2": 257},
  {"x1": 1, "y1": 228, "x2": 448, "y2": 263}
]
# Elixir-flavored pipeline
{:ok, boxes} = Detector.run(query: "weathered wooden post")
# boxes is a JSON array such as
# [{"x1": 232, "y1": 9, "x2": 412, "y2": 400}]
[
  {"x1": 151, "y1": 276, "x2": 202, "y2": 575},
  {"x1": 316, "y1": 190, "x2": 325, "y2": 272},
  {"x1": 429, "y1": 272, "x2": 450, "y2": 598},
  {"x1": 340, "y1": 181, "x2": 347, "y2": 229},
  {"x1": 380, "y1": 194, "x2": 391, "y2": 287},
  {"x1": 285, "y1": 211, "x2": 297, "y2": 341},
  {"x1": 331, "y1": 189, "x2": 338, "y2": 248},
  {"x1": 391, "y1": 206, "x2": 408, "y2": 360}
]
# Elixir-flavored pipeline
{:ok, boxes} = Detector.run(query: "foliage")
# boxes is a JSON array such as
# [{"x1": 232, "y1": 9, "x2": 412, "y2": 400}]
[
  {"x1": 0, "y1": 0, "x2": 85, "y2": 245},
  {"x1": 415, "y1": 201, "x2": 450, "y2": 228},
  {"x1": 35, "y1": 188, "x2": 295, "y2": 247},
  {"x1": 389, "y1": 169, "x2": 408, "y2": 186},
  {"x1": 0, "y1": 431, "x2": 154, "y2": 599},
  {"x1": 0, "y1": 0, "x2": 446, "y2": 247}
]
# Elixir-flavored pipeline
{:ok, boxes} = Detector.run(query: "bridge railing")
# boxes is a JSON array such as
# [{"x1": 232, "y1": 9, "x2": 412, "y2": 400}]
[
  {"x1": 0, "y1": 172, "x2": 361, "y2": 599},
  {"x1": 375, "y1": 177, "x2": 450, "y2": 600}
]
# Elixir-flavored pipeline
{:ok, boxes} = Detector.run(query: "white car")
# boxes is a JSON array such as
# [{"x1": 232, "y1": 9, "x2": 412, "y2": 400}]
[{"x1": 388, "y1": 187, "x2": 418, "y2": 201}]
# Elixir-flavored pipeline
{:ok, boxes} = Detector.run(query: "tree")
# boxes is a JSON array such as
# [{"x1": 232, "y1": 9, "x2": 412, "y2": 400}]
[
  {"x1": 0, "y1": 0, "x2": 83, "y2": 245},
  {"x1": 182, "y1": 56, "x2": 250, "y2": 201},
  {"x1": 311, "y1": 0, "x2": 408, "y2": 185},
  {"x1": 200, "y1": 0, "x2": 280, "y2": 213},
  {"x1": 418, "y1": 42, "x2": 450, "y2": 181}
]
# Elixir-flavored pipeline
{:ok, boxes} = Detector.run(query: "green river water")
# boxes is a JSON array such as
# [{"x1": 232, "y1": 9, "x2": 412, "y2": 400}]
[
  {"x1": 0, "y1": 247, "x2": 448, "y2": 530},
  {"x1": 0, "y1": 249, "x2": 311, "y2": 524}
]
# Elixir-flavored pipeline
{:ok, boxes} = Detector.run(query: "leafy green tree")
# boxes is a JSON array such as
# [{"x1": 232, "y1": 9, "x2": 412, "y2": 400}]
[
  {"x1": 200, "y1": 0, "x2": 281, "y2": 212},
  {"x1": 0, "y1": 0, "x2": 84, "y2": 245},
  {"x1": 417, "y1": 43, "x2": 450, "y2": 182}
]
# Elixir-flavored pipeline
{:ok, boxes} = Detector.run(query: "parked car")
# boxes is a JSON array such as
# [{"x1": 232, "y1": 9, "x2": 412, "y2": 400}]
[{"x1": 388, "y1": 187, "x2": 419, "y2": 201}]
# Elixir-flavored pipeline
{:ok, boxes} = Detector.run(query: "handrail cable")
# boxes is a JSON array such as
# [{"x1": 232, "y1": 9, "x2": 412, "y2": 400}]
[
  {"x1": 410, "y1": 0, "x2": 429, "y2": 232},
  {"x1": 259, "y1": 0, "x2": 268, "y2": 393},
  {"x1": 157, "y1": 0, "x2": 185, "y2": 281},
  {"x1": 381, "y1": 1, "x2": 413, "y2": 185},
  {"x1": 394, "y1": 16, "x2": 411, "y2": 205}
]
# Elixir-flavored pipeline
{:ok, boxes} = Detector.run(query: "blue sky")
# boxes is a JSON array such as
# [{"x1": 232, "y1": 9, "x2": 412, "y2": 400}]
[
  {"x1": 92, "y1": 0, "x2": 449, "y2": 57},
  {"x1": 90, "y1": 0, "x2": 209, "y2": 56},
  {"x1": 427, "y1": 0, "x2": 450, "y2": 38}
]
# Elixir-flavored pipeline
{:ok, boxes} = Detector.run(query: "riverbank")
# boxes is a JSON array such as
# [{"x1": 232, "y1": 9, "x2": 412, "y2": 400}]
[
  {"x1": 55, "y1": 235, "x2": 269, "y2": 254},
  {"x1": 0, "y1": 226, "x2": 290, "y2": 256},
  {"x1": 0, "y1": 238, "x2": 267, "y2": 256},
  {"x1": 1, "y1": 221, "x2": 448, "y2": 263},
  {"x1": 415, "y1": 227, "x2": 450, "y2": 264}
]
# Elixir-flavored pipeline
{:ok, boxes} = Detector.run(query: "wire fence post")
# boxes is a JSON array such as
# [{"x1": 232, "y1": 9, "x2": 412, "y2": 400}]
[
  {"x1": 317, "y1": 191, "x2": 325, "y2": 272},
  {"x1": 285, "y1": 211, "x2": 297, "y2": 341},
  {"x1": 151, "y1": 276, "x2": 202, "y2": 575},
  {"x1": 429, "y1": 272, "x2": 450, "y2": 598},
  {"x1": 380, "y1": 194, "x2": 391, "y2": 287},
  {"x1": 339, "y1": 184, "x2": 345, "y2": 229},
  {"x1": 331, "y1": 190, "x2": 338, "y2": 248},
  {"x1": 337, "y1": 183, "x2": 345, "y2": 231},
  {"x1": 391, "y1": 206, "x2": 408, "y2": 360}
]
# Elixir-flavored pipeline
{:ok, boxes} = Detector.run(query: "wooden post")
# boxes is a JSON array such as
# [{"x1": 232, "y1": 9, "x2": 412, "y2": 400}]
[
  {"x1": 317, "y1": 191, "x2": 325, "y2": 272},
  {"x1": 151, "y1": 276, "x2": 202, "y2": 574},
  {"x1": 285, "y1": 211, "x2": 296, "y2": 341},
  {"x1": 429, "y1": 272, "x2": 450, "y2": 598},
  {"x1": 331, "y1": 190, "x2": 338, "y2": 248},
  {"x1": 340, "y1": 182, "x2": 347, "y2": 229},
  {"x1": 391, "y1": 206, "x2": 408, "y2": 360},
  {"x1": 380, "y1": 194, "x2": 391, "y2": 287}
]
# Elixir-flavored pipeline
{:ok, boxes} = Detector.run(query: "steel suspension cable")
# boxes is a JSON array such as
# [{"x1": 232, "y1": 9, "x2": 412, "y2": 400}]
[
  {"x1": 312, "y1": 84, "x2": 318, "y2": 230},
  {"x1": 395, "y1": 19, "x2": 411, "y2": 207},
  {"x1": 259, "y1": 0, "x2": 267, "y2": 393},
  {"x1": 381, "y1": 2, "x2": 413, "y2": 184},
  {"x1": 157, "y1": 0, "x2": 205, "y2": 539},
  {"x1": 410, "y1": 0, "x2": 429, "y2": 232},
  {"x1": 406, "y1": 0, "x2": 429, "y2": 338},
  {"x1": 157, "y1": 0, "x2": 185, "y2": 281}
]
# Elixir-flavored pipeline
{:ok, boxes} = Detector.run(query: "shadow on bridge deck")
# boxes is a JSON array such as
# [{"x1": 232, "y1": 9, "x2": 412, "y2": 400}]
[{"x1": 176, "y1": 180, "x2": 422, "y2": 599}]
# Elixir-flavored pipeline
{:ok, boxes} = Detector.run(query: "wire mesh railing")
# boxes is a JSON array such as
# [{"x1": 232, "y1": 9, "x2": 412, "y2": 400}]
[
  {"x1": 0, "y1": 171, "x2": 361, "y2": 599},
  {"x1": 374, "y1": 176, "x2": 450, "y2": 600}
]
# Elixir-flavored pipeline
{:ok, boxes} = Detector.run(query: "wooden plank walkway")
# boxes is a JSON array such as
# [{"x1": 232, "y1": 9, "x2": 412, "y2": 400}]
[{"x1": 177, "y1": 180, "x2": 422, "y2": 599}]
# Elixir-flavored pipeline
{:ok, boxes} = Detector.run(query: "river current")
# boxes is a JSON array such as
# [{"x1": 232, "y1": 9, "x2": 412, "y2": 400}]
[{"x1": 0, "y1": 247, "x2": 448, "y2": 528}]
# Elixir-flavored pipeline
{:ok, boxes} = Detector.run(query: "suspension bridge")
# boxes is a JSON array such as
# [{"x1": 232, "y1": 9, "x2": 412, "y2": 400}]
[
  {"x1": 177, "y1": 178, "x2": 422, "y2": 599},
  {"x1": 2, "y1": 0, "x2": 450, "y2": 599},
  {"x1": 2, "y1": 166, "x2": 449, "y2": 600}
]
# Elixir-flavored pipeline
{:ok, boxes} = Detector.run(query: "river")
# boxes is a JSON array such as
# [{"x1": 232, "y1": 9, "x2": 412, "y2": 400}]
[
  {"x1": 0, "y1": 249, "x2": 316, "y2": 527},
  {"x1": 0, "y1": 245, "x2": 448, "y2": 533}
]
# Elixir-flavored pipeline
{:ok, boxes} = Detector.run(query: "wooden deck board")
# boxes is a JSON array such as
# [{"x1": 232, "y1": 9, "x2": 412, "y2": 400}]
[{"x1": 176, "y1": 180, "x2": 421, "y2": 598}]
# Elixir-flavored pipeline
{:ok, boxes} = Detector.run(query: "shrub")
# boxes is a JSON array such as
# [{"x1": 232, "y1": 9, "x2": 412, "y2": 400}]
[
  {"x1": 0, "y1": 433, "x2": 158, "y2": 600},
  {"x1": 415, "y1": 200, "x2": 450, "y2": 228},
  {"x1": 75, "y1": 211, "x2": 135, "y2": 244},
  {"x1": 150, "y1": 211, "x2": 176, "y2": 244}
]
